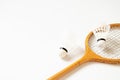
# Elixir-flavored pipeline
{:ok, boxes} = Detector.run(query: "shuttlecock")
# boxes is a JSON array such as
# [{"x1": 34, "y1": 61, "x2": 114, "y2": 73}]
[
  {"x1": 93, "y1": 24, "x2": 110, "y2": 47},
  {"x1": 59, "y1": 30, "x2": 82, "y2": 60},
  {"x1": 59, "y1": 31, "x2": 76, "y2": 59}
]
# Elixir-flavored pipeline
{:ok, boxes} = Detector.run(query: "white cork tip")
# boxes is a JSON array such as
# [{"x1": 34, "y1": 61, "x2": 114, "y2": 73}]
[
  {"x1": 59, "y1": 49, "x2": 68, "y2": 58},
  {"x1": 97, "y1": 40, "x2": 106, "y2": 47}
]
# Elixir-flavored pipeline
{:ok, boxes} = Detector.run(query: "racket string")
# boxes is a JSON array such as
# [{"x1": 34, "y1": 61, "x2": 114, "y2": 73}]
[{"x1": 89, "y1": 27, "x2": 120, "y2": 59}]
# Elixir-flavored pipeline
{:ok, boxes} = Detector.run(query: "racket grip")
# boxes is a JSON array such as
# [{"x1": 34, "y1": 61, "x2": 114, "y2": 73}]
[{"x1": 47, "y1": 56, "x2": 89, "y2": 80}]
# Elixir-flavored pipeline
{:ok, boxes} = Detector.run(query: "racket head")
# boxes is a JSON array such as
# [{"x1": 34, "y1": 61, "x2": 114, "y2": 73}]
[{"x1": 85, "y1": 23, "x2": 120, "y2": 64}]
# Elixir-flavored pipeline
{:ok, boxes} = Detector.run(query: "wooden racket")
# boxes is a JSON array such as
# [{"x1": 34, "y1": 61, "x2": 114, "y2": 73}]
[{"x1": 48, "y1": 23, "x2": 120, "y2": 80}]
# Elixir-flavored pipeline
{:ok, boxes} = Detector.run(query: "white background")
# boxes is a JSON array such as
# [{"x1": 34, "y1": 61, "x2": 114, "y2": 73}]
[{"x1": 0, "y1": 0, "x2": 120, "y2": 80}]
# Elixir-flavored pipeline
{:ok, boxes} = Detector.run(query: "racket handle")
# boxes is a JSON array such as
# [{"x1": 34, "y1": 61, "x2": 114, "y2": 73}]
[{"x1": 47, "y1": 56, "x2": 89, "y2": 80}]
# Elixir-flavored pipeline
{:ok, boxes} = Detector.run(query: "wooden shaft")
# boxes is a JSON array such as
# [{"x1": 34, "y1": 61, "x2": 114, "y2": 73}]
[{"x1": 47, "y1": 56, "x2": 90, "y2": 80}]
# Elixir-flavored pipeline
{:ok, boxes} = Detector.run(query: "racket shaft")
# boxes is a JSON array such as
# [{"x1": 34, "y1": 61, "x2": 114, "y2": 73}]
[{"x1": 48, "y1": 56, "x2": 89, "y2": 80}]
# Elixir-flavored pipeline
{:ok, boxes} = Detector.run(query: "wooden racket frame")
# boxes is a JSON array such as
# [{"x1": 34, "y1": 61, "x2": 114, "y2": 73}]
[{"x1": 48, "y1": 23, "x2": 120, "y2": 80}]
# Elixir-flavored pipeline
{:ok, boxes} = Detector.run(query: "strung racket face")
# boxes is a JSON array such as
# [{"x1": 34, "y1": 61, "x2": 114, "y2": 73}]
[{"x1": 89, "y1": 25, "x2": 120, "y2": 60}]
